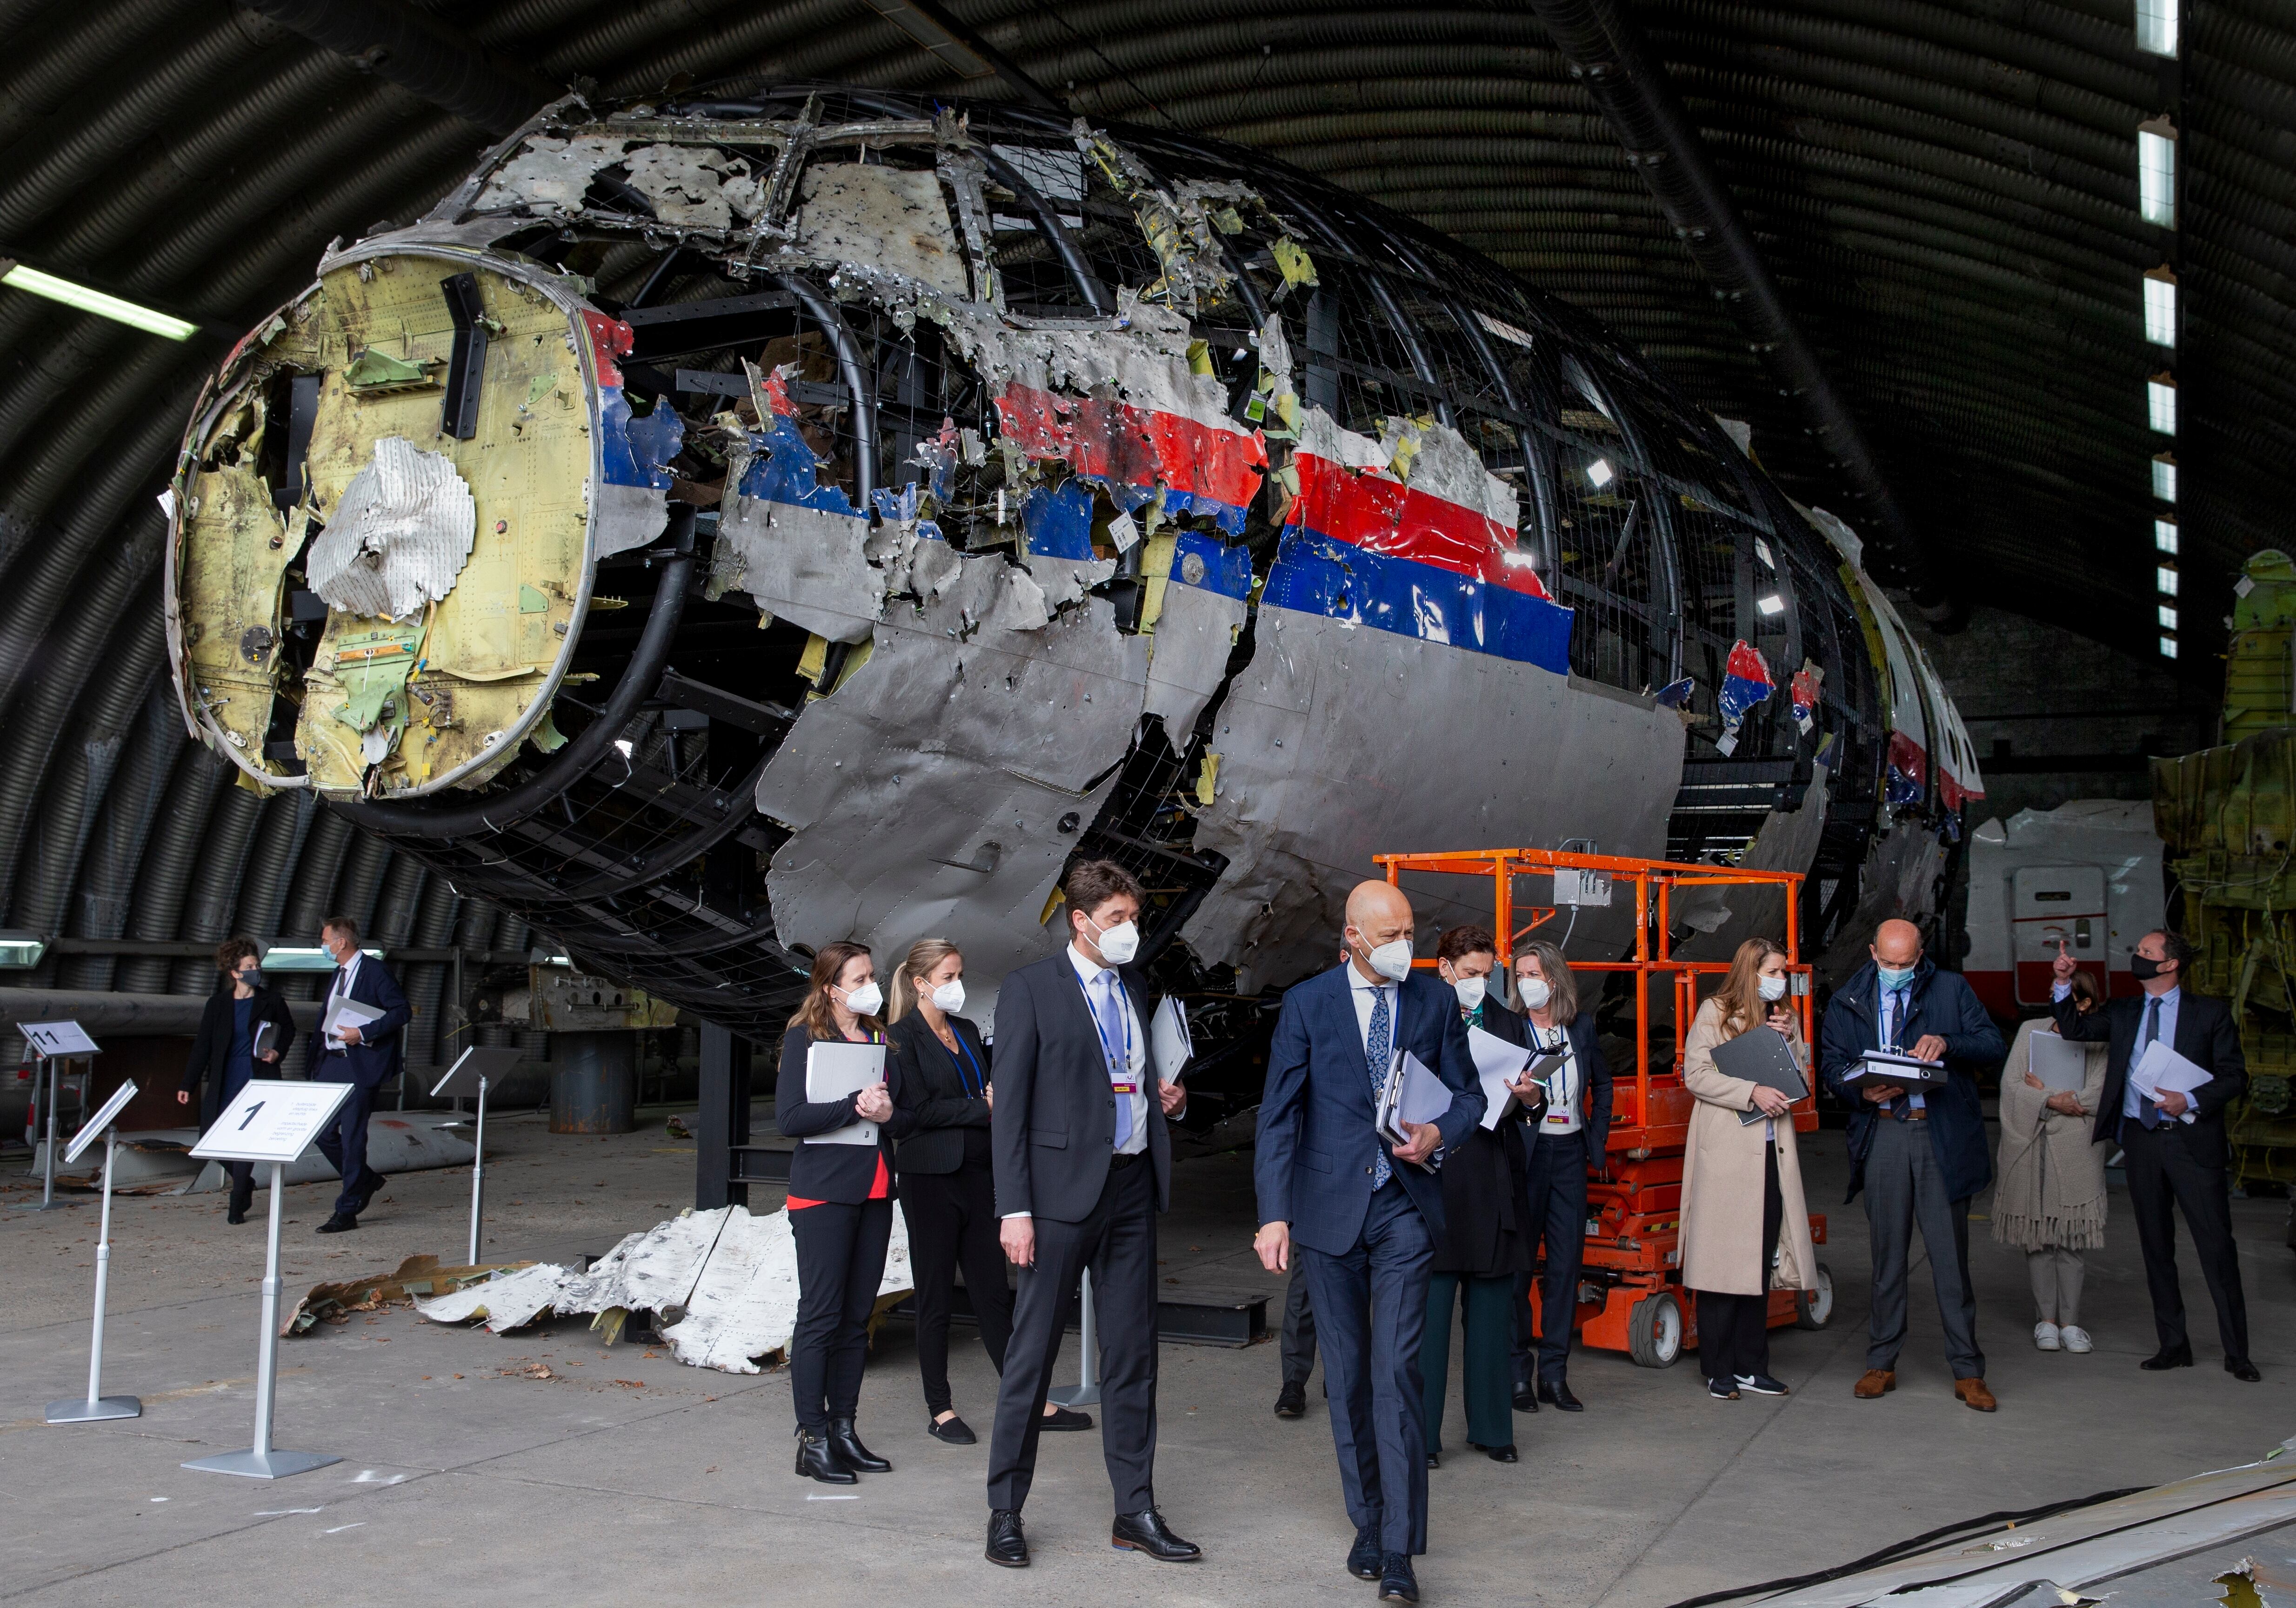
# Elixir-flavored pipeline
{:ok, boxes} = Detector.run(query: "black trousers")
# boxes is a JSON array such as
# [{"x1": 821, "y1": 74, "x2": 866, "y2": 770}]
[
  {"x1": 1522, "y1": 1129, "x2": 1589, "y2": 1382},
  {"x1": 987, "y1": 1156, "x2": 1158, "y2": 1514},
  {"x1": 789, "y1": 1198, "x2": 894, "y2": 1435},
  {"x1": 2122, "y1": 1122, "x2": 2249, "y2": 1362},
  {"x1": 903, "y1": 1162, "x2": 1014, "y2": 1414},
  {"x1": 1695, "y1": 1141, "x2": 1783, "y2": 1383},
  {"x1": 312, "y1": 1076, "x2": 384, "y2": 1217}
]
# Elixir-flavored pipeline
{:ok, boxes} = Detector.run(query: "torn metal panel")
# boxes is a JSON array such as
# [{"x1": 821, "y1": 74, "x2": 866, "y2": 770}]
[
  {"x1": 1187, "y1": 604, "x2": 1682, "y2": 991},
  {"x1": 286, "y1": 1253, "x2": 531, "y2": 1336},
  {"x1": 753, "y1": 551, "x2": 1149, "y2": 1015},
  {"x1": 1141, "y1": 532, "x2": 1250, "y2": 750},
  {"x1": 798, "y1": 162, "x2": 968, "y2": 296},
  {"x1": 306, "y1": 436, "x2": 478, "y2": 622},
  {"x1": 474, "y1": 133, "x2": 631, "y2": 212}
]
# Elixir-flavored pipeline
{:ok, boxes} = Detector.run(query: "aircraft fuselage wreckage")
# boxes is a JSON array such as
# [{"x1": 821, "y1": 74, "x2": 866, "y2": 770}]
[{"x1": 167, "y1": 87, "x2": 1980, "y2": 1120}]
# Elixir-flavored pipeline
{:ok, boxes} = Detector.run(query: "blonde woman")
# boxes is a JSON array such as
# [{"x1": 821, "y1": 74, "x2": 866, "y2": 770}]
[
  {"x1": 1682, "y1": 938, "x2": 1818, "y2": 1400},
  {"x1": 1994, "y1": 967, "x2": 2109, "y2": 1353}
]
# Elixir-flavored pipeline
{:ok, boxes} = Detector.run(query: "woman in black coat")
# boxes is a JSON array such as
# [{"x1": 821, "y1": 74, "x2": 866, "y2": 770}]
[
  {"x1": 1422, "y1": 926, "x2": 1539, "y2": 1465},
  {"x1": 177, "y1": 937, "x2": 294, "y2": 1224},
  {"x1": 1513, "y1": 938, "x2": 1615, "y2": 1413},
  {"x1": 776, "y1": 939, "x2": 899, "y2": 1484}
]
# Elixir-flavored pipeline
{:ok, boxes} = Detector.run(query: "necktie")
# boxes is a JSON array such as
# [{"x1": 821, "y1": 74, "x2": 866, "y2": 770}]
[
  {"x1": 1094, "y1": 971, "x2": 1132, "y2": 1151},
  {"x1": 1366, "y1": 986, "x2": 1394, "y2": 1191},
  {"x1": 1887, "y1": 989, "x2": 1904, "y2": 1054},
  {"x1": 2139, "y1": 996, "x2": 2162, "y2": 1129}
]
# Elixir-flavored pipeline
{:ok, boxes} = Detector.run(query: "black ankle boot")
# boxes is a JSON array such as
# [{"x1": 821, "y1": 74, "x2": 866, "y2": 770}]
[
  {"x1": 796, "y1": 1429, "x2": 856, "y2": 1484},
  {"x1": 828, "y1": 1416, "x2": 890, "y2": 1473}
]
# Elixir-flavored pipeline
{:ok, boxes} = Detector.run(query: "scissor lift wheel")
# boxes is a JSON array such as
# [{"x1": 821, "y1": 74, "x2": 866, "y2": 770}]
[
  {"x1": 1794, "y1": 1262, "x2": 1835, "y2": 1330},
  {"x1": 1627, "y1": 1291, "x2": 1682, "y2": 1367}
]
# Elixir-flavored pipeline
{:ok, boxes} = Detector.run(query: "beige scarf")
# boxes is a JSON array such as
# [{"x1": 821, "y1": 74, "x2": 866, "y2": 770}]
[{"x1": 1992, "y1": 1017, "x2": 2110, "y2": 1252}]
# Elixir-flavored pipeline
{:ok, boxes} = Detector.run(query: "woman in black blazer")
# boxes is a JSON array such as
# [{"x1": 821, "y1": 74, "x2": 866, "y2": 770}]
[
  {"x1": 177, "y1": 937, "x2": 294, "y2": 1224},
  {"x1": 1512, "y1": 938, "x2": 1614, "y2": 1413},
  {"x1": 776, "y1": 939, "x2": 899, "y2": 1484}
]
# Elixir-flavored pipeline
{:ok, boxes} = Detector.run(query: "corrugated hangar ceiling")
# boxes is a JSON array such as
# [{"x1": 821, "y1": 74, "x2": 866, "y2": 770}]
[{"x1": 0, "y1": 0, "x2": 2280, "y2": 1011}]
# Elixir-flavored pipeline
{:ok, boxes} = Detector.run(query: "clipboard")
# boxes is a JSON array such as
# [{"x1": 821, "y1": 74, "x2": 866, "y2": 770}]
[
  {"x1": 1710, "y1": 1027, "x2": 1809, "y2": 1126},
  {"x1": 804, "y1": 1041, "x2": 887, "y2": 1146}
]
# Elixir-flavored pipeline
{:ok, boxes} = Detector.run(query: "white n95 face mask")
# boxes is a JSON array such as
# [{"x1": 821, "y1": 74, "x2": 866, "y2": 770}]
[
  {"x1": 1758, "y1": 973, "x2": 1789, "y2": 1003},
  {"x1": 931, "y1": 978, "x2": 966, "y2": 1013},
  {"x1": 1452, "y1": 974, "x2": 1488, "y2": 1011},
  {"x1": 841, "y1": 979, "x2": 883, "y2": 1017},
  {"x1": 1516, "y1": 975, "x2": 1552, "y2": 1011},
  {"x1": 1365, "y1": 939, "x2": 1414, "y2": 983},
  {"x1": 1090, "y1": 916, "x2": 1141, "y2": 965}
]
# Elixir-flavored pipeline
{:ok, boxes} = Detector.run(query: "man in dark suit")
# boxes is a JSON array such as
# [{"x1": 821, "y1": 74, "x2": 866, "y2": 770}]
[
  {"x1": 985, "y1": 860, "x2": 1195, "y2": 1569},
  {"x1": 1254, "y1": 879, "x2": 1484, "y2": 1607},
  {"x1": 1819, "y1": 918, "x2": 2005, "y2": 1410},
  {"x1": 304, "y1": 915, "x2": 410, "y2": 1235},
  {"x1": 2052, "y1": 931, "x2": 2256, "y2": 1380}
]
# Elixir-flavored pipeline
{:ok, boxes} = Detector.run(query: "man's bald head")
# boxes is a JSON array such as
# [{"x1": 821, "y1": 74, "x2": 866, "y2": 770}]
[
  {"x1": 1344, "y1": 879, "x2": 1415, "y2": 980},
  {"x1": 1872, "y1": 919, "x2": 1923, "y2": 971}
]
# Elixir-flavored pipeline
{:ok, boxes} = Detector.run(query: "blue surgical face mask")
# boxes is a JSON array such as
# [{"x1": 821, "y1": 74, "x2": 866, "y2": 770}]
[{"x1": 1876, "y1": 964, "x2": 1915, "y2": 991}]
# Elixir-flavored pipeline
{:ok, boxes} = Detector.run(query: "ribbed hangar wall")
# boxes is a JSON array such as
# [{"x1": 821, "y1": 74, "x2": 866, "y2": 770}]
[{"x1": 0, "y1": 0, "x2": 2287, "y2": 1049}]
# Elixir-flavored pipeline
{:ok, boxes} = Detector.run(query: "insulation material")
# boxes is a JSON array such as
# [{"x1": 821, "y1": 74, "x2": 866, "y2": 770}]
[
  {"x1": 622, "y1": 144, "x2": 761, "y2": 229},
  {"x1": 416, "y1": 1205, "x2": 914, "y2": 1375},
  {"x1": 307, "y1": 436, "x2": 478, "y2": 622},
  {"x1": 476, "y1": 134, "x2": 629, "y2": 212},
  {"x1": 799, "y1": 162, "x2": 968, "y2": 297},
  {"x1": 1185, "y1": 605, "x2": 1683, "y2": 991},
  {"x1": 754, "y1": 551, "x2": 1149, "y2": 1020}
]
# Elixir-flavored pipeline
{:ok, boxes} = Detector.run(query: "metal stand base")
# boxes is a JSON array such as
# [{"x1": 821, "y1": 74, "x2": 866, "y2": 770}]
[
  {"x1": 46, "y1": 1395, "x2": 140, "y2": 1422},
  {"x1": 180, "y1": 1448, "x2": 340, "y2": 1480}
]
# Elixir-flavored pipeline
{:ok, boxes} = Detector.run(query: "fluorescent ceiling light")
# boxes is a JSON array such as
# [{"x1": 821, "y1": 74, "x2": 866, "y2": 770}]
[
  {"x1": 260, "y1": 945, "x2": 387, "y2": 972},
  {"x1": 2160, "y1": 634, "x2": 2178, "y2": 660},
  {"x1": 2156, "y1": 517, "x2": 2179, "y2": 555},
  {"x1": 0, "y1": 260, "x2": 198, "y2": 340},
  {"x1": 2152, "y1": 454, "x2": 2177, "y2": 503},
  {"x1": 2158, "y1": 604, "x2": 2179, "y2": 630},
  {"x1": 2147, "y1": 373, "x2": 2177, "y2": 435},
  {"x1": 2138, "y1": 119, "x2": 2177, "y2": 227},
  {"x1": 2136, "y1": 0, "x2": 2178, "y2": 57},
  {"x1": 2143, "y1": 267, "x2": 2177, "y2": 348},
  {"x1": 0, "y1": 930, "x2": 45, "y2": 967},
  {"x1": 1586, "y1": 457, "x2": 1615, "y2": 488},
  {"x1": 2157, "y1": 564, "x2": 2179, "y2": 597},
  {"x1": 1756, "y1": 593, "x2": 1787, "y2": 616}
]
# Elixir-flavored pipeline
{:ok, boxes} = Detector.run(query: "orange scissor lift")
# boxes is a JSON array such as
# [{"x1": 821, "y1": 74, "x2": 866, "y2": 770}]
[{"x1": 1375, "y1": 845, "x2": 1833, "y2": 1369}]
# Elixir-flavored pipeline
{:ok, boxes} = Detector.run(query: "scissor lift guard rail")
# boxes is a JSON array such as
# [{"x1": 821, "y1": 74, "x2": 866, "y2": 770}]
[{"x1": 1375, "y1": 845, "x2": 1834, "y2": 1368}]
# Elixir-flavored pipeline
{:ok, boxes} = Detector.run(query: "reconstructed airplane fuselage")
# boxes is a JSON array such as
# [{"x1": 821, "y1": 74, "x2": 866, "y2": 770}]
[{"x1": 166, "y1": 87, "x2": 1981, "y2": 1083}]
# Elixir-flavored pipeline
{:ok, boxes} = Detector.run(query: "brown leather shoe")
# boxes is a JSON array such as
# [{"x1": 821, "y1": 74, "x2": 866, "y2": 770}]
[
  {"x1": 1853, "y1": 1369, "x2": 1896, "y2": 1399},
  {"x1": 1954, "y1": 1378, "x2": 1997, "y2": 1412}
]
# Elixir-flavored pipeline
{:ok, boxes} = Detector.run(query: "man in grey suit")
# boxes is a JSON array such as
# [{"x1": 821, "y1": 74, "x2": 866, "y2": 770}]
[{"x1": 1254, "y1": 879, "x2": 1484, "y2": 1606}]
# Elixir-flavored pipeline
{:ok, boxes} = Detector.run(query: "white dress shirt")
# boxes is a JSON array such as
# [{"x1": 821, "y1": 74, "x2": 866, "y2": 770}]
[
  {"x1": 1002, "y1": 945, "x2": 1148, "y2": 1222},
  {"x1": 323, "y1": 951, "x2": 363, "y2": 1051},
  {"x1": 1347, "y1": 960, "x2": 1399, "y2": 1066},
  {"x1": 1525, "y1": 1018, "x2": 1582, "y2": 1134},
  {"x1": 1876, "y1": 974, "x2": 1924, "y2": 1111},
  {"x1": 2055, "y1": 978, "x2": 2189, "y2": 1122}
]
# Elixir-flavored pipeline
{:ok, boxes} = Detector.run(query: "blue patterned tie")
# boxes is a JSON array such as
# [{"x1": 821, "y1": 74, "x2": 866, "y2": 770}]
[
  {"x1": 1095, "y1": 972, "x2": 1133, "y2": 1151},
  {"x1": 1366, "y1": 985, "x2": 1393, "y2": 1190},
  {"x1": 2139, "y1": 995, "x2": 2162, "y2": 1129}
]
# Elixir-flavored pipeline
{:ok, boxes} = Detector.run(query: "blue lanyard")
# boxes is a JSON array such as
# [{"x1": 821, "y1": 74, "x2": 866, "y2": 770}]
[
  {"x1": 1087, "y1": 973, "x2": 1133, "y2": 1076},
  {"x1": 950, "y1": 1031, "x2": 985, "y2": 1098}
]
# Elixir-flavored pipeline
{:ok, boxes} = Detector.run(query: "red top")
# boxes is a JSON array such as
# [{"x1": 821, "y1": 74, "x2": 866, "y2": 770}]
[{"x1": 787, "y1": 1152, "x2": 889, "y2": 1212}]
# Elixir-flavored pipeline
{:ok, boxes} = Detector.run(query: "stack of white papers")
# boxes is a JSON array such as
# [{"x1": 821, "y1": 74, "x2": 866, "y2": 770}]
[
  {"x1": 2130, "y1": 1039, "x2": 2210, "y2": 1124},
  {"x1": 1375, "y1": 1051, "x2": 1455, "y2": 1169},
  {"x1": 322, "y1": 995, "x2": 383, "y2": 1049},
  {"x1": 1151, "y1": 995, "x2": 1193, "y2": 1085},
  {"x1": 1467, "y1": 1026, "x2": 1531, "y2": 1131},
  {"x1": 804, "y1": 1042, "x2": 887, "y2": 1145}
]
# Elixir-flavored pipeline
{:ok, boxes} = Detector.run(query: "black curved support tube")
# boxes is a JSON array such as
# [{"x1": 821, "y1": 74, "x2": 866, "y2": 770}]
[
  {"x1": 973, "y1": 147, "x2": 1117, "y2": 315},
  {"x1": 337, "y1": 546, "x2": 696, "y2": 840},
  {"x1": 1521, "y1": 0, "x2": 1950, "y2": 624},
  {"x1": 779, "y1": 274, "x2": 881, "y2": 509}
]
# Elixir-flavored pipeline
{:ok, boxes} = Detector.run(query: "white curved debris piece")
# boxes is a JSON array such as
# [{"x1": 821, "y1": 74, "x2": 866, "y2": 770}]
[
  {"x1": 307, "y1": 436, "x2": 477, "y2": 621},
  {"x1": 412, "y1": 1204, "x2": 914, "y2": 1374}
]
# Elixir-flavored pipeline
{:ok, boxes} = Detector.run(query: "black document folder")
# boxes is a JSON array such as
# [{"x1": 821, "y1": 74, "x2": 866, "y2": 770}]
[{"x1": 1710, "y1": 1026, "x2": 1809, "y2": 1126}]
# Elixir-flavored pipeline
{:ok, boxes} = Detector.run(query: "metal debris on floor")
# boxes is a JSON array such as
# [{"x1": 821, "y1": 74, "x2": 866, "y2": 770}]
[{"x1": 286, "y1": 1253, "x2": 535, "y2": 1335}]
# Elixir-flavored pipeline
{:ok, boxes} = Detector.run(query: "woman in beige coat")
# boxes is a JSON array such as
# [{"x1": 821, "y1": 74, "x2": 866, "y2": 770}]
[
  {"x1": 1993, "y1": 967, "x2": 2109, "y2": 1354},
  {"x1": 1682, "y1": 937, "x2": 1819, "y2": 1400}
]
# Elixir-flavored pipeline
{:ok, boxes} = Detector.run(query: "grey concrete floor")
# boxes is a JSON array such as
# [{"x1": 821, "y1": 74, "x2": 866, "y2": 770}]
[{"x1": 2, "y1": 1112, "x2": 2292, "y2": 1607}]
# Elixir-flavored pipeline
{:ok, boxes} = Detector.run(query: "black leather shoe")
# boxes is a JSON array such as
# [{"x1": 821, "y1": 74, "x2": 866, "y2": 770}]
[
  {"x1": 1378, "y1": 1553, "x2": 1420, "y2": 1603},
  {"x1": 1513, "y1": 1380, "x2": 1540, "y2": 1413},
  {"x1": 1040, "y1": 1405, "x2": 1093, "y2": 1431},
  {"x1": 1473, "y1": 1440, "x2": 1519, "y2": 1463},
  {"x1": 2140, "y1": 1344, "x2": 2195, "y2": 1371},
  {"x1": 2229, "y1": 1358, "x2": 2263, "y2": 1382},
  {"x1": 1274, "y1": 1380, "x2": 1307, "y2": 1418},
  {"x1": 1538, "y1": 1376, "x2": 1583, "y2": 1412},
  {"x1": 796, "y1": 1430, "x2": 856, "y2": 1484},
  {"x1": 1425, "y1": 1448, "x2": 1440, "y2": 1468},
  {"x1": 1347, "y1": 1525, "x2": 1382, "y2": 1580},
  {"x1": 827, "y1": 1416, "x2": 889, "y2": 1473},
  {"x1": 1111, "y1": 1508, "x2": 1200, "y2": 1561},
  {"x1": 928, "y1": 1413, "x2": 977, "y2": 1445},
  {"x1": 315, "y1": 1213, "x2": 358, "y2": 1234},
  {"x1": 226, "y1": 1204, "x2": 249, "y2": 1226},
  {"x1": 986, "y1": 1509, "x2": 1028, "y2": 1567}
]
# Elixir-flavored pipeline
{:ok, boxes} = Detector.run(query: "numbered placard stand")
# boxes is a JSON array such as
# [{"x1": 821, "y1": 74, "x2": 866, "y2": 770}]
[
  {"x1": 1049, "y1": 1268, "x2": 1103, "y2": 1408},
  {"x1": 15, "y1": 1020, "x2": 98, "y2": 1213},
  {"x1": 430, "y1": 1047, "x2": 522, "y2": 1265},
  {"x1": 46, "y1": 1078, "x2": 143, "y2": 1423},
  {"x1": 181, "y1": 1079, "x2": 353, "y2": 1479}
]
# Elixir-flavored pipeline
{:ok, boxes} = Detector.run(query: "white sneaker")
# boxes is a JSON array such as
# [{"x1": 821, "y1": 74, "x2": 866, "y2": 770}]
[
  {"x1": 2061, "y1": 1326, "x2": 2093, "y2": 1354},
  {"x1": 2034, "y1": 1321, "x2": 2062, "y2": 1351}
]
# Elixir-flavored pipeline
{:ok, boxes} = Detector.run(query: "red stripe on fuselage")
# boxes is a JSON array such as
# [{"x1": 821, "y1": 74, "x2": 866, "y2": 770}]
[
  {"x1": 1291, "y1": 450, "x2": 1548, "y2": 598},
  {"x1": 994, "y1": 382, "x2": 1265, "y2": 512}
]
